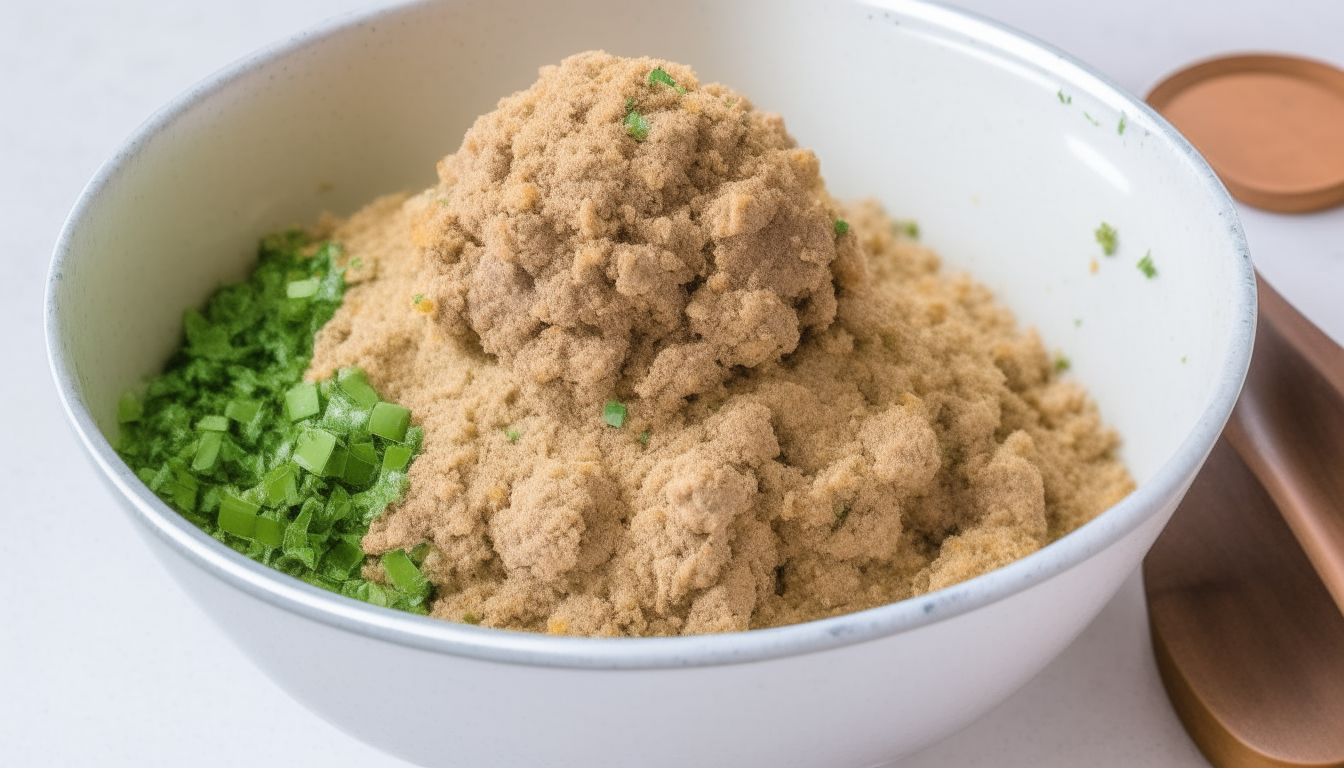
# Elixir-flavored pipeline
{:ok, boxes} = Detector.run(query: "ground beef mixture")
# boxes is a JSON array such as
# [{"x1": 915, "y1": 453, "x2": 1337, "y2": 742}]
[{"x1": 308, "y1": 51, "x2": 1134, "y2": 636}]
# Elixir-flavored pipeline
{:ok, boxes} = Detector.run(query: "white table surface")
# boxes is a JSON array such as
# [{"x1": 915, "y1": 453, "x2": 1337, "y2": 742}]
[{"x1": 5, "y1": 1, "x2": 1341, "y2": 765}]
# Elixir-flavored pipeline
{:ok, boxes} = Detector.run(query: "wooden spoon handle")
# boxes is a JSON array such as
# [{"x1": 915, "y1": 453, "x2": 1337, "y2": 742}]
[
  {"x1": 1224, "y1": 273, "x2": 1344, "y2": 613},
  {"x1": 1256, "y1": 272, "x2": 1344, "y2": 398}
]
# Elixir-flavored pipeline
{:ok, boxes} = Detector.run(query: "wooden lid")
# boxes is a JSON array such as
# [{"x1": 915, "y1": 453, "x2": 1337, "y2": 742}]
[{"x1": 1148, "y1": 54, "x2": 1344, "y2": 212}]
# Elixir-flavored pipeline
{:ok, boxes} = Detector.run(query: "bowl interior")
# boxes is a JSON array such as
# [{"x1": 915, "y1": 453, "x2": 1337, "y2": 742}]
[{"x1": 49, "y1": 0, "x2": 1250, "y2": 640}]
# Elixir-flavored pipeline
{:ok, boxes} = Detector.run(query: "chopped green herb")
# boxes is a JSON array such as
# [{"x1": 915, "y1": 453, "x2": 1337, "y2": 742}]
[
  {"x1": 604, "y1": 400, "x2": 628, "y2": 428},
  {"x1": 286, "y1": 278, "x2": 320, "y2": 299},
  {"x1": 504, "y1": 427, "x2": 521, "y2": 443},
  {"x1": 285, "y1": 382, "x2": 320, "y2": 421},
  {"x1": 115, "y1": 233, "x2": 427, "y2": 615},
  {"x1": 1137, "y1": 251, "x2": 1157, "y2": 279},
  {"x1": 639, "y1": 430, "x2": 650, "y2": 445},
  {"x1": 349, "y1": 258, "x2": 363, "y2": 269},
  {"x1": 648, "y1": 67, "x2": 686, "y2": 94},
  {"x1": 1057, "y1": 89, "x2": 1072, "y2": 105},
  {"x1": 218, "y1": 491, "x2": 260, "y2": 539},
  {"x1": 369, "y1": 402, "x2": 412, "y2": 442},
  {"x1": 382, "y1": 444, "x2": 412, "y2": 473},
  {"x1": 382, "y1": 549, "x2": 430, "y2": 596},
  {"x1": 293, "y1": 429, "x2": 338, "y2": 474},
  {"x1": 1054, "y1": 352, "x2": 1071, "y2": 373},
  {"x1": 412, "y1": 293, "x2": 425, "y2": 304},
  {"x1": 898, "y1": 220, "x2": 920, "y2": 239},
  {"x1": 1181, "y1": 355, "x2": 1188, "y2": 364},
  {"x1": 623, "y1": 110, "x2": 650, "y2": 141},
  {"x1": 263, "y1": 463, "x2": 298, "y2": 507},
  {"x1": 336, "y1": 367, "x2": 380, "y2": 409},
  {"x1": 183, "y1": 307, "x2": 234, "y2": 360},
  {"x1": 192, "y1": 432, "x2": 222, "y2": 472},
  {"x1": 624, "y1": 96, "x2": 636, "y2": 114},
  {"x1": 462, "y1": 612, "x2": 481, "y2": 625},
  {"x1": 253, "y1": 516, "x2": 285, "y2": 549},
  {"x1": 117, "y1": 392, "x2": 143, "y2": 424},
  {"x1": 283, "y1": 502, "x2": 318, "y2": 567},
  {"x1": 324, "y1": 445, "x2": 349, "y2": 480},
  {"x1": 1074, "y1": 318, "x2": 1083, "y2": 328},
  {"x1": 833, "y1": 219, "x2": 850, "y2": 235},
  {"x1": 224, "y1": 399, "x2": 260, "y2": 424},
  {"x1": 343, "y1": 441, "x2": 379, "y2": 487},
  {"x1": 1095, "y1": 222, "x2": 1117, "y2": 256},
  {"x1": 169, "y1": 475, "x2": 198, "y2": 512},
  {"x1": 325, "y1": 539, "x2": 364, "y2": 579},
  {"x1": 197, "y1": 415, "x2": 230, "y2": 432},
  {"x1": 1118, "y1": 113, "x2": 1128, "y2": 135},
  {"x1": 1083, "y1": 111, "x2": 1100, "y2": 126},
  {"x1": 726, "y1": 97, "x2": 736, "y2": 107}
]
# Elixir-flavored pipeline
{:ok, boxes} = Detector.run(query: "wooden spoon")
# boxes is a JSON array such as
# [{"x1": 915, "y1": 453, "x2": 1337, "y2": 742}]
[
  {"x1": 1145, "y1": 437, "x2": 1344, "y2": 768},
  {"x1": 1144, "y1": 283, "x2": 1344, "y2": 767},
  {"x1": 1225, "y1": 275, "x2": 1344, "y2": 611}
]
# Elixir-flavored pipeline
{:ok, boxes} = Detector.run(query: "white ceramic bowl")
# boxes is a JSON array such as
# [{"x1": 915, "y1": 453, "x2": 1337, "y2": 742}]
[{"x1": 46, "y1": 1, "x2": 1255, "y2": 766}]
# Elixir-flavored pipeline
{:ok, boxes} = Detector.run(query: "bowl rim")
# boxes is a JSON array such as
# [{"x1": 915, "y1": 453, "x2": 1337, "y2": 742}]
[{"x1": 45, "y1": 0, "x2": 1256, "y2": 670}]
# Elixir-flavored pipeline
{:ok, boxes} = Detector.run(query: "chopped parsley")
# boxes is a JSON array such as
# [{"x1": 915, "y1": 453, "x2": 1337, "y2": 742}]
[
  {"x1": 115, "y1": 231, "x2": 430, "y2": 614},
  {"x1": 1083, "y1": 111, "x2": 1100, "y2": 126},
  {"x1": 369, "y1": 402, "x2": 411, "y2": 442},
  {"x1": 1137, "y1": 250, "x2": 1158, "y2": 279},
  {"x1": 639, "y1": 430, "x2": 650, "y2": 445},
  {"x1": 1118, "y1": 113, "x2": 1128, "y2": 135},
  {"x1": 118, "y1": 392, "x2": 143, "y2": 424},
  {"x1": 623, "y1": 109, "x2": 650, "y2": 141},
  {"x1": 286, "y1": 278, "x2": 319, "y2": 299},
  {"x1": 621, "y1": 95, "x2": 651, "y2": 140},
  {"x1": 1054, "y1": 352, "x2": 1072, "y2": 373},
  {"x1": 504, "y1": 427, "x2": 520, "y2": 443},
  {"x1": 648, "y1": 67, "x2": 686, "y2": 94},
  {"x1": 900, "y1": 220, "x2": 920, "y2": 239},
  {"x1": 833, "y1": 219, "x2": 850, "y2": 235},
  {"x1": 1094, "y1": 222, "x2": 1118, "y2": 256},
  {"x1": 1057, "y1": 89, "x2": 1072, "y2": 105},
  {"x1": 412, "y1": 293, "x2": 425, "y2": 304},
  {"x1": 604, "y1": 400, "x2": 628, "y2": 428}
]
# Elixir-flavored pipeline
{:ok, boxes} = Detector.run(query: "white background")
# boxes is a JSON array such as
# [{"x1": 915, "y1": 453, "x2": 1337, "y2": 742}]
[{"x1": 5, "y1": 1, "x2": 1342, "y2": 765}]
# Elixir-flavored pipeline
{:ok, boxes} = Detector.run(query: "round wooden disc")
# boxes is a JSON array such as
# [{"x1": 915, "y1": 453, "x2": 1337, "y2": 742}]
[{"x1": 1148, "y1": 54, "x2": 1344, "y2": 213}]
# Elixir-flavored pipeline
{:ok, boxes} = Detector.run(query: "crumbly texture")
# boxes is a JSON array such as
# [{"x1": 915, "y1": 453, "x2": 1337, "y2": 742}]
[{"x1": 308, "y1": 52, "x2": 1134, "y2": 637}]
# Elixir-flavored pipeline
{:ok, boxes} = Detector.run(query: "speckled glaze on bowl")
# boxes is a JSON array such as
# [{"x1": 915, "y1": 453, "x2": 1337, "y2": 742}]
[{"x1": 45, "y1": 1, "x2": 1254, "y2": 766}]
